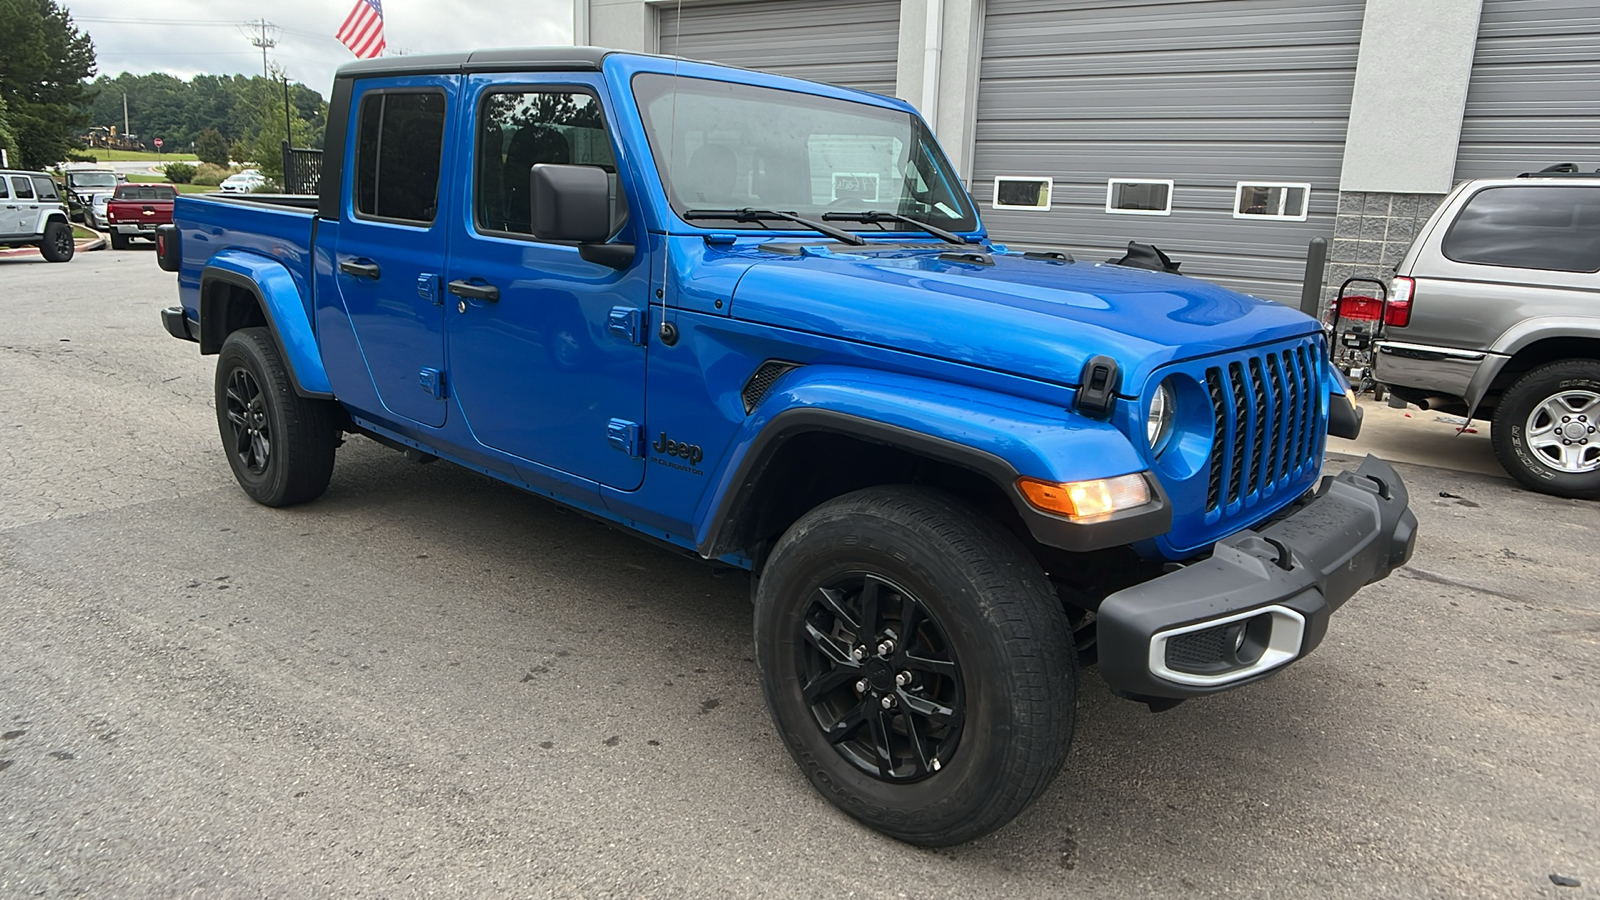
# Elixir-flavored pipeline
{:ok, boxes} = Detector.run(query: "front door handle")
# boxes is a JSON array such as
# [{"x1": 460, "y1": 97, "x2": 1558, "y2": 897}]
[
  {"x1": 447, "y1": 279, "x2": 500, "y2": 303},
  {"x1": 339, "y1": 258, "x2": 381, "y2": 280}
]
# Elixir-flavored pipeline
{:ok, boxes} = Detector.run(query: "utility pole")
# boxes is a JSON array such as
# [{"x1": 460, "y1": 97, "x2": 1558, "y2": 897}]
[{"x1": 244, "y1": 19, "x2": 278, "y2": 80}]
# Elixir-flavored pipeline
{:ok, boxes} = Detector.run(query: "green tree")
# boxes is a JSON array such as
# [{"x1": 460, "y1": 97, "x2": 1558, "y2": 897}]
[
  {"x1": 0, "y1": 94, "x2": 17, "y2": 165},
  {"x1": 0, "y1": 0, "x2": 96, "y2": 167},
  {"x1": 194, "y1": 127, "x2": 230, "y2": 166}
]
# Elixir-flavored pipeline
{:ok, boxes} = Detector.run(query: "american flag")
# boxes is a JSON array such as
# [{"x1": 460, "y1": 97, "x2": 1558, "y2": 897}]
[{"x1": 337, "y1": 0, "x2": 386, "y2": 59}]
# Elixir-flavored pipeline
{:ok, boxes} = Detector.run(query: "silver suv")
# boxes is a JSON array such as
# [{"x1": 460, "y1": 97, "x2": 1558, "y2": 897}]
[
  {"x1": 0, "y1": 169, "x2": 75, "y2": 262},
  {"x1": 1375, "y1": 166, "x2": 1600, "y2": 499}
]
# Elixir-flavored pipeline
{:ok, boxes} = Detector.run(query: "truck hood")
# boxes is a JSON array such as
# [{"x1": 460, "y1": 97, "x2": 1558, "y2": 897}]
[{"x1": 729, "y1": 244, "x2": 1319, "y2": 391}]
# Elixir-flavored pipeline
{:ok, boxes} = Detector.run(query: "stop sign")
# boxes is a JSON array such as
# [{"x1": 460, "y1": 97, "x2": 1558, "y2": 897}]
[{"x1": 154, "y1": 138, "x2": 163, "y2": 148}]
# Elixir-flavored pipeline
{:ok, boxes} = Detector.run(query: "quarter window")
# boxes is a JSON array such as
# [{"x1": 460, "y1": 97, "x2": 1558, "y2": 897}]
[
  {"x1": 1442, "y1": 185, "x2": 1600, "y2": 273},
  {"x1": 1106, "y1": 179, "x2": 1172, "y2": 216},
  {"x1": 1234, "y1": 182, "x2": 1309, "y2": 221},
  {"x1": 354, "y1": 90, "x2": 447, "y2": 224},
  {"x1": 474, "y1": 89, "x2": 625, "y2": 237},
  {"x1": 0, "y1": 178, "x2": 8, "y2": 199},
  {"x1": 993, "y1": 176, "x2": 1052, "y2": 211}
]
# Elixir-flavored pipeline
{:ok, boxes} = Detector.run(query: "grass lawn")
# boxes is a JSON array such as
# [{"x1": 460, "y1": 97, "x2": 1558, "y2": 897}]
[
  {"x1": 80, "y1": 149, "x2": 200, "y2": 163},
  {"x1": 125, "y1": 174, "x2": 212, "y2": 194},
  {"x1": 72, "y1": 226, "x2": 98, "y2": 240}
]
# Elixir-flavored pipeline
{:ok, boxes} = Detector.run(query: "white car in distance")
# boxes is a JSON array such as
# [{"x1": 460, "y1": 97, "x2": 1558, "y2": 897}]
[{"x1": 218, "y1": 170, "x2": 269, "y2": 194}]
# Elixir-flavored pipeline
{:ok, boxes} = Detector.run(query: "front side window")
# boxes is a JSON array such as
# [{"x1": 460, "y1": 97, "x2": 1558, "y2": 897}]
[
  {"x1": 11, "y1": 176, "x2": 35, "y2": 199},
  {"x1": 632, "y1": 73, "x2": 977, "y2": 233},
  {"x1": 354, "y1": 90, "x2": 447, "y2": 224},
  {"x1": 31, "y1": 176, "x2": 60, "y2": 200},
  {"x1": 1442, "y1": 185, "x2": 1600, "y2": 273},
  {"x1": 475, "y1": 89, "x2": 624, "y2": 236}
]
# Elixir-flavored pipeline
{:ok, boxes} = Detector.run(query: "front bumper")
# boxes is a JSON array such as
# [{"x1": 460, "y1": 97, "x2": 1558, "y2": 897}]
[{"x1": 1097, "y1": 455, "x2": 1416, "y2": 700}]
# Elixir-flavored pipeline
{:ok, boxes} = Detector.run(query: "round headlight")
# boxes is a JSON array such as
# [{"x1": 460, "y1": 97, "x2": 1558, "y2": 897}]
[{"x1": 1147, "y1": 380, "x2": 1176, "y2": 454}]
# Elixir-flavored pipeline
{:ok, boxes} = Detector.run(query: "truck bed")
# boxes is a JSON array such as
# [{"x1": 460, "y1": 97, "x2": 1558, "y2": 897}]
[{"x1": 173, "y1": 193, "x2": 320, "y2": 324}]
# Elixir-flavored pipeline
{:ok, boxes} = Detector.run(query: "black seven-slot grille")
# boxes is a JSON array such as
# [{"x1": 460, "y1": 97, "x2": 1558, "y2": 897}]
[{"x1": 1200, "y1": 339, "x2": 1323, "y2": 514}]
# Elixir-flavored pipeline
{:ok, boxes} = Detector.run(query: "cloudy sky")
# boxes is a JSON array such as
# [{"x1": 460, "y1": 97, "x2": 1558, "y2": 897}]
[{"x1": 69, "y1": 0, "x2": 578, "y2": 95}]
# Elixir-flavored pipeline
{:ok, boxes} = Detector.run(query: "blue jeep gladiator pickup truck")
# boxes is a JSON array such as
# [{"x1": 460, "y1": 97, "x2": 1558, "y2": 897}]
[{"x1": 156, "y1": 47, "x2": 1416, "y2": 845}]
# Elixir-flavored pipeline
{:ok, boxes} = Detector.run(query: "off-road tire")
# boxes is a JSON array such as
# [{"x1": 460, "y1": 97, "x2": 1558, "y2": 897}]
[
  {"x1": 40, "y1": 221, "x2": 75, "y2": 262},
  {"x1": 754, "y1": 485, "x2": 1076, "y2": 846},
  {"x1": 109, "y1": 230, "x2": 129, "y2": 251},
  {"x1": 214, "y1": 328, "x2": 339, "y2": 506},
  {"x1": 1492, "y1": 359, "x2": 1600, "y2": 499}
]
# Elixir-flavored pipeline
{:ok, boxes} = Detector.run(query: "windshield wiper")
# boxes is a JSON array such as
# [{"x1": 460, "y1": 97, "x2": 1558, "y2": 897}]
[
  {"x1": 683, "y1": 208, "x2": 865, "y2": 246},
  {"x1": 821, "y1": 210, "x2": 975, "y2": 245}
]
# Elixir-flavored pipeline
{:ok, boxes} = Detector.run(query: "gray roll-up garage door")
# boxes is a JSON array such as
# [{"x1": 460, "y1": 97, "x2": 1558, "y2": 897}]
[
  {"x1": 1454, "y1": 0, "x2": 1600, "y2": 181},
  {"x1": 973, "y1": 0, "x2": 1366, "y2": 303},
  {"x1": 657, "y1": 0, "x2": 901, "y2": 97}
]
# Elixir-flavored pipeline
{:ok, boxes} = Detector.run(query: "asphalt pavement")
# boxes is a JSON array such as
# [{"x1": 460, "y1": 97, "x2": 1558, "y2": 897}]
[{"x1": 2, "y1": 248, "x2": 1596, "y2": 898}]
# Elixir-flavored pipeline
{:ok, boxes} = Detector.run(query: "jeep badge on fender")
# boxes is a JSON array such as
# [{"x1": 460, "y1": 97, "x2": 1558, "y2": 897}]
[{"x1": 653, "y1": 432, "x2": 703, "y2": 466}]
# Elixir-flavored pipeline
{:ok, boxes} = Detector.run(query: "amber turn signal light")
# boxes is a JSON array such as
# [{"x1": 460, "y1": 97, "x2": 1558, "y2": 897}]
[{"x1": 1017, "y1": 473, "x2": 1152, "y2": 520}]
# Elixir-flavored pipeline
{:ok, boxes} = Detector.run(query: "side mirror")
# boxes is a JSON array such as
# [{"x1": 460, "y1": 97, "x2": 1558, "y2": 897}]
[{"x1": 530, "y1": 163, "x2": 612, "y2": 243}]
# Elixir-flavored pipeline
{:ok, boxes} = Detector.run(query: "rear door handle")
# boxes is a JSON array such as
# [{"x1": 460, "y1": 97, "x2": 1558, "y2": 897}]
[
  {"x1": 339, "y1": 259, "x2": 381, "y2": 280},
  {"x1": 447, "y1": 279, "x2": 500, "y2": 303}
]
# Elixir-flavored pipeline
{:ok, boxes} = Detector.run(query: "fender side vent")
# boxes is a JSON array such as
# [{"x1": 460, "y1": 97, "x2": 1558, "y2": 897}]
[{"x1": 741, "y1": 361, "x2": 801, "y2": 414}]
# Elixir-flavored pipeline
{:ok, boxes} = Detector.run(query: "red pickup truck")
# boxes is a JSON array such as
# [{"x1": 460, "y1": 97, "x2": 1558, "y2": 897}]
[{"x1": 105, "y1": 183, "x2": 177, "y2": 250}]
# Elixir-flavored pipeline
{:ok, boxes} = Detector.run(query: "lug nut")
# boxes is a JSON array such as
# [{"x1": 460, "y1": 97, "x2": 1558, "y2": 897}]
[
  {"x1": 851, "y1": 646, "x2": 867, "y2": 661},
  {"x1": 855, "y1": 678, "x2": 869, "y2": 693},
  {"x1": 880, "y1": 695, "x2": 897, "y2": 709},
  {"x1": 894, "y1": 671, "x2": 911, "y2": 687},
  {"x1": 877, "y1": 639, "x2": 895, "y2": 656}
]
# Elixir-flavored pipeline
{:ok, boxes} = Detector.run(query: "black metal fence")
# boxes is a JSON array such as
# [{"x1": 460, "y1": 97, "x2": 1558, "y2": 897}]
[{"x1": 281, "y1": 141, "x2": 324, "y2": 195}]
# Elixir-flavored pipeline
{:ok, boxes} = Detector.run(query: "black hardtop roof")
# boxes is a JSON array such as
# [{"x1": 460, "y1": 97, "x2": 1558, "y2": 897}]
[{"x1": 335, "y1": 46, "x2": 643, "y2": 79}]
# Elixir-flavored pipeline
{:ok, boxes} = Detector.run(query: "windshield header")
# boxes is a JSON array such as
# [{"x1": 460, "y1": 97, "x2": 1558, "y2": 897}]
[{"x1": 631, "y1": 73, "x2": 978, "y2": 236}]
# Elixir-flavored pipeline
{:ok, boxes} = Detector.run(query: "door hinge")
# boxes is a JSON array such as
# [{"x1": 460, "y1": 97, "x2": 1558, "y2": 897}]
[
  {"x1": 607, "y1": 306, "x2": 644, "y2": 346},
  {"x1": 419, "y1": 367, "x2": 446, "y2": 399},
  {"x1": 606, "y1": 418, "x2": 643, "y2": 457},
  {"x1": 416, "y1": 273, "x2": 443, "y2": 305}
]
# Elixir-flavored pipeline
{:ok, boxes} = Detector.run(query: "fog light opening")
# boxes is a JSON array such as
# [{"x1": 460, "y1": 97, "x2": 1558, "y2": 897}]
[{"x1": 1227, "y1": 614, "x2": 1273, "y2": 667}]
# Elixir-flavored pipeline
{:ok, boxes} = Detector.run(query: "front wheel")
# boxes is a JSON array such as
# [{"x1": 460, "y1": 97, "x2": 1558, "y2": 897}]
[
  {"x1": 214, "y1": 328, "x2": 340, "y2": 506},
  {"x1": 754, "y1": 485, "x2": 1076, "y2": 846},
  {"x1": 40, "y1": 221, "x2": 75, "y2": 262},
  {"x1": 1492, "y1": 359, "x2": 1600, "y2": 499}
]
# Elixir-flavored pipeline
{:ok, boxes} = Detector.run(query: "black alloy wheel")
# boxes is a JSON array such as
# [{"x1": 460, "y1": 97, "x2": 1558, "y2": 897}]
[
  {"x1": 755, "y1": 485, "x2": 1076, "y2": 846},
  {"x1": 798, "y1": 572, "x2": 964, "y2": 782},
  {"x1": 40, "y1": 221, "x2": 74, "y2": 262},
  {"x1": 224, "y1": 366, "x2": 272, "y2": 476},
  {"x1": 213, "y1": 328, "x2": 339, "y2": 506}
]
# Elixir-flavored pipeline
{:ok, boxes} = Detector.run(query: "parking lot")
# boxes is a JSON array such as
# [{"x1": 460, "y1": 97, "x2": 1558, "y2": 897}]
[{"x1": 2, "y1": 248, "x2": 1596, "y2": 897}]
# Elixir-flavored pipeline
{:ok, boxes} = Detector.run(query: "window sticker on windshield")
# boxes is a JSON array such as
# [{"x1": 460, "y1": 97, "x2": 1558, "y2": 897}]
[{"x1": 832, "y1": 173, "x2": 879, "y2": 204}]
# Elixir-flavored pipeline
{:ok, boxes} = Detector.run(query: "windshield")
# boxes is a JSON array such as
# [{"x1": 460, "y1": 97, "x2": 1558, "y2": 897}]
[
  {"x1": 632, "y1": 73, "x2": 978, "y2": 234},
  {"x1": 68, "y1": 172, "x2": 117, "y2": 189}
]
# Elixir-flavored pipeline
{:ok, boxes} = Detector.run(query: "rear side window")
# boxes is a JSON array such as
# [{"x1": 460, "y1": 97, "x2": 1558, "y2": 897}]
[
  {"x1": 1442, "y1": 185, "x2": 1600, "y2": 273},
  {"x1": 115, "y1": 185, "x2": 178, "y2": 201},
  {"x1": 11, "y1": 176, "x2": 34, "y2": 199},
  {"x1": 0, "y1": 178, "x2": 8, "y2": 199},
  {"x1": 354, "y1": 90, "x2": 447, "y2": 224},
  {"x1": 30, "y1": 176, "x2": 59, "y2": 200}
]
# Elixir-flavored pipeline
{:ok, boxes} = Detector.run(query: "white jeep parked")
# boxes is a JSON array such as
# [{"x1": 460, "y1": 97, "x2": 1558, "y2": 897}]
[{"x1": 0, "y1": 170, "x2": 75, "y2": 262}]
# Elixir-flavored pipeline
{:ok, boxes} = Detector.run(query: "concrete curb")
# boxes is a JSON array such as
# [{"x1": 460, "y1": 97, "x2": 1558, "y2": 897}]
[{"x1": 0, "y1": 235, "x2": 108, "y2": 260}]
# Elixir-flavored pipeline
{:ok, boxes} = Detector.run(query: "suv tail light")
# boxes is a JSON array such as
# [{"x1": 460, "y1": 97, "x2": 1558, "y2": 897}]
[{"x1": 1386, "y1": 276, "x2": 1414, "y2": 327}]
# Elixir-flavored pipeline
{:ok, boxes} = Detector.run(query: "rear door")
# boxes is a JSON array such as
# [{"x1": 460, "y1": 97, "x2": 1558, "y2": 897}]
[
  {"x1": 332, "y1": 76, "x2": 457, "y2": 428},
  {"x1": 442, "y1": 73, "x2": 651, "y2": 490},
  {"x1": 9, "y1": 175, "x2": 40, "y2": 235}
]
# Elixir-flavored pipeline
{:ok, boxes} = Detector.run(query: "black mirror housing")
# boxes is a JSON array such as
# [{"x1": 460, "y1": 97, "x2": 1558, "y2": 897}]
[{"x1": 530, "y1": 163, "x2": 612, "y2": 244}]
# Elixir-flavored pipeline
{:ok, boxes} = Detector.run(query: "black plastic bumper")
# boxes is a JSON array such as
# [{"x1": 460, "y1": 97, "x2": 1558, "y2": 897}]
[
  {"x1": 1097, "y1": 455, "x2": 1417, "y2": 700},
  {"x1": 161, "y1": 306, "x2": 198, "y2": 343}
]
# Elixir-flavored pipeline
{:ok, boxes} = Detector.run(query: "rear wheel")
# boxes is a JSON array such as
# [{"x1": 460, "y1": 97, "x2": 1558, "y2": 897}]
[
  {"x1": 1492, "y1": 359, "x2": 1600, "y2": 499},
  {"x1": 40, "y1": 221, "x2": 75, "y2": 262},
  {"x1": 754, "y1": 485, "x2": 1076, "y2": 846},
  {"x1": 109, "y1": 230, "x2": 129, "y2": 251},
  {"x1": 214, "y1": 328, "x2": 339, "y2": 506}
]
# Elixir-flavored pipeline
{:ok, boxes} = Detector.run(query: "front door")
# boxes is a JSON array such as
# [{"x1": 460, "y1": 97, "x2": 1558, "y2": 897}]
[
  {"x1": 443, "y1": 73, "x2": 650, "y2": 490},
  {"x1": 333, "y1": 76, "x2": 457, "y2": 428}
]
